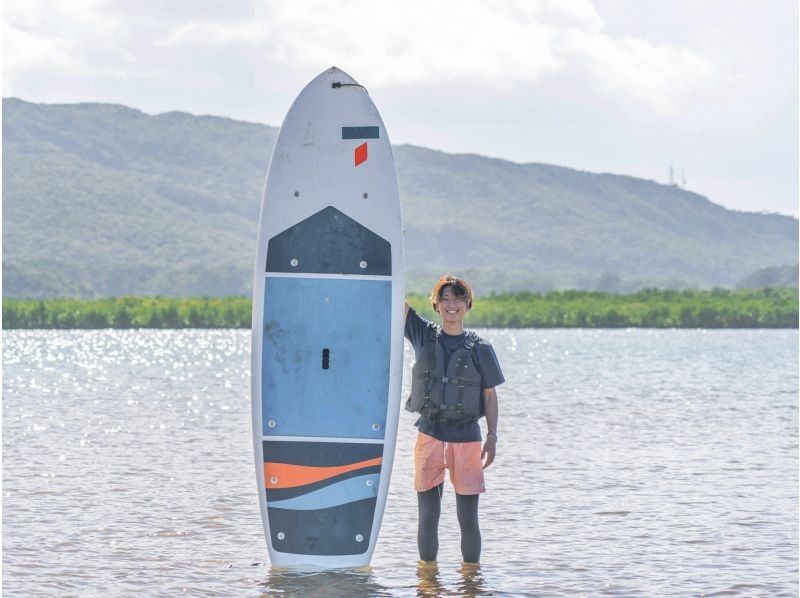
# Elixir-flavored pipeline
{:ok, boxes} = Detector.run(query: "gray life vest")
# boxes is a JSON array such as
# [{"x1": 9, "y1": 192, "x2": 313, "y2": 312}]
[{"x1": 405, "y1": 326, "x2": 484, "y2": 424}]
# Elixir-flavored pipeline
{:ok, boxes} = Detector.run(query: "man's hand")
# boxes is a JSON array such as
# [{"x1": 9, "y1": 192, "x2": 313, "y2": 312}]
[
  {"x1": 482, "y1": 388, "x2": 498, "y2": 469},
  {"x1": 481, "y1": 436, "x2": 496, "y2": 470}
]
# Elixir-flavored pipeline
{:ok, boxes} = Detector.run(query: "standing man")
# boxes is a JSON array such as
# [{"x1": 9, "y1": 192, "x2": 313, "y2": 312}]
[{"x1": 404, "y1": 274, "x2": 505, "y2": 564}]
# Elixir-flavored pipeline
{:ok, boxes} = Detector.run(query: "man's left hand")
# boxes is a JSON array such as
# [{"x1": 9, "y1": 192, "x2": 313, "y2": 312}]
[{"x1": 481, "y1": 437, "x2": 496, "y2": 470}]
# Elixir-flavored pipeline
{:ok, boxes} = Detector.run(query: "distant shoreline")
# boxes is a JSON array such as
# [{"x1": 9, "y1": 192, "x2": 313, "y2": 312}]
[{"x1": 2, "y1": 289, "x2": 797, "y2": 329}]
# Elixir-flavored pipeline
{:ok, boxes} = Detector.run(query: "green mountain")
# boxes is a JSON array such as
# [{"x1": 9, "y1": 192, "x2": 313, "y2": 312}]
[
  {"x1": 735, "y1": 264, "x2": 799, "y2": 289},
  {"x1": 3, "y1": 98, "x2": 797, "y2": 298}
]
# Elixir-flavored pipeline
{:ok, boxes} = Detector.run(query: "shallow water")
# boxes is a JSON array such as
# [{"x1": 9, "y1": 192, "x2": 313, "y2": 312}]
[{"x1": 2, "y1": 329, "x2": 797, "y2": 596}]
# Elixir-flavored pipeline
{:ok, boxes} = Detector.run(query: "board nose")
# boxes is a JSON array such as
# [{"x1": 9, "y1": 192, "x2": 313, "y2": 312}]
[{"x1": 317, "y1": 65, "x2": 360, "y2": 88}]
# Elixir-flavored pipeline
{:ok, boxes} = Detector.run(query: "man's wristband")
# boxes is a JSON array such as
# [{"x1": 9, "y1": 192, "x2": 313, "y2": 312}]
[{"x1": 486, "y1": 431, "x2": 498, "y2": 441}]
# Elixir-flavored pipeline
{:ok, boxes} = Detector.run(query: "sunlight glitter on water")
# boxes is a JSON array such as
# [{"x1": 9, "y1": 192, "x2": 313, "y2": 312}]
[{"x1": 2, "y1": 329, "x2": 798, "y2": 596}]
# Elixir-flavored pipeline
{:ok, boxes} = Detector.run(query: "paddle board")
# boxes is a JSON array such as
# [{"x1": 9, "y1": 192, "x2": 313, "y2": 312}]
[{"x1": 251, "y1": 67, "x2": 404, "y2": 568}]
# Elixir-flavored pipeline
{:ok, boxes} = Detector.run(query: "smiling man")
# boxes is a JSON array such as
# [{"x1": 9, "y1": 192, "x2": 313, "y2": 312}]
[{"x1": 404, "y1": 274, "x2": 505, "y2": 565}]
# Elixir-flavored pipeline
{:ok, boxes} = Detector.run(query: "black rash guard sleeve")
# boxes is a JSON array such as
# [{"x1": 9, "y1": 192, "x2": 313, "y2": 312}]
[
  {"x1": 404, "y1": 307, "x2": 434, "y2": 357},
  {"x1": 472, "y1": 341, "x2": 505, "y2": 390}
]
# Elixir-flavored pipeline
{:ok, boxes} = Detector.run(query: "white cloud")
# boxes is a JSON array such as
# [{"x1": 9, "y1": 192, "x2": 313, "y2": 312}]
[
  {"x1": 265, "y1": 0, "x2": 564, "y2": 85},
  {"x1": 3, "y1": 0, "x2": 132, "y2": 93},
  {"x1": 153, "y1": 1, "x2": 563, "y2": 86},
  {"x1": 561, "y1": 31, "x2": 714, "y2": 114},
  {"x1": 156, "y1": 21, "x2": 268, "y2": 47},
  {"x1": 541, "y1": 0, "x2": 605, "y2": 31},
  {"x1": 2, "y1": 21, "x2": 78, "y2": 93},
  {"x1": 150, "y1": 0, "x2": 713, "y2": 112},
  {"x1": 3, "y1": 0, "x2": 716, "y2": 113}
]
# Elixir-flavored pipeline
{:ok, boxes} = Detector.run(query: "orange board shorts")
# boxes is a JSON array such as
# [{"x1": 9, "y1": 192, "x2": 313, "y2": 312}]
[{"x1": 414, "y1": 432, "x2": 485, "y2": 495}]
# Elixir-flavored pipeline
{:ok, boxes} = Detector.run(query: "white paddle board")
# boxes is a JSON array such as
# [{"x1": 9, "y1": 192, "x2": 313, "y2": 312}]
[{"x1": 251, "y1": 67, "x2": 404, "y2": 568}]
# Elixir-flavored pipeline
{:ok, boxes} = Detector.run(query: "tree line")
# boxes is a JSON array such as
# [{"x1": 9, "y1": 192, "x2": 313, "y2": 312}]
[
  {"x1": 2, "y1": 288, "x2": 797, "y2": 329},
  {"x1": 2, "y1": 296, "x2": 251, "y2": 329}
]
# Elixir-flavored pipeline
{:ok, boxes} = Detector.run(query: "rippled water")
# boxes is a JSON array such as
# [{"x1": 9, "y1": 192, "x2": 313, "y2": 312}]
[{"x1": 3, "y1": 329, "x2": 798, "y2": 596}]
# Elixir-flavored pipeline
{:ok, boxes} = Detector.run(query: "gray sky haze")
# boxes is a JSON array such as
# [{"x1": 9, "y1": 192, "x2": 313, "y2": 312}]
[{"x1": 4, "y1": 0, "x2": 798, "y2": 216}]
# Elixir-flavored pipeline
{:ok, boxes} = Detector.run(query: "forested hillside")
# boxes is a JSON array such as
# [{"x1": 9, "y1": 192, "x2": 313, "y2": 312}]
[{"x1": 3, "y1": 98, "x2": 797, "y2": 298}]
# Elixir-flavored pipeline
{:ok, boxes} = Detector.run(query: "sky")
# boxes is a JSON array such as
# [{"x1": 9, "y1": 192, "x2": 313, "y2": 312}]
[{"x1": 3, "y1": 0, "x2": 798, "y2": 216}]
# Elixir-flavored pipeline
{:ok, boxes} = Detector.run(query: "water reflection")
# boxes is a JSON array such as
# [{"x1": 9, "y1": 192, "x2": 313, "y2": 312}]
[
  {"x1": 258, "y1": 561, "x2": 489, "y2": 597},
  {"x1": 456, "y1": 562, "x2": 485, "y2": 596},
  {"x1": 415, "y1": 561, "x2": 487, "y2": 597},
  {"x1": 260, "y1": 566, "x2": 390, "y2": 597},
  {"x1": 415, "y1": 561, "x2": 443, "y2": 597}
]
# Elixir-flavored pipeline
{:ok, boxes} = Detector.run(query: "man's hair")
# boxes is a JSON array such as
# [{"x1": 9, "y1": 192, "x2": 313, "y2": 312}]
[{"x1": 429, "y1": 274, "x2": 474, "y2": 313}]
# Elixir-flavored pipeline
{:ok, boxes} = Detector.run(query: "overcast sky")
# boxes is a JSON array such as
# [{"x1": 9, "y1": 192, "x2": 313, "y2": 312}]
[{"x1": 4, "y1": 0, "x2": 798, "y2": 216}]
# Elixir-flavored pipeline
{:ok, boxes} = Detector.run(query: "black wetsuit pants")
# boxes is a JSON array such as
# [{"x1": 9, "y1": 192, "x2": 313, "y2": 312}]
[{"x1": 417, "y1": 483, "x2": 481, "y2": 563}]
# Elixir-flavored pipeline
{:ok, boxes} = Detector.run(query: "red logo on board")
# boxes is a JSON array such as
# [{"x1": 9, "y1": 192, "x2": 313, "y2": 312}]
[{"x1": 355, "y1": 142, "x2": 368, "y2": 167}]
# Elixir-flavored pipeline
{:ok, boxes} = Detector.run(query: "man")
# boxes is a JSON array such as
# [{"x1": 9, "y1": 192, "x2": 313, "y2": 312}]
[{"x1": 404, "y1": 274, "x2": 504, "y2": 564}]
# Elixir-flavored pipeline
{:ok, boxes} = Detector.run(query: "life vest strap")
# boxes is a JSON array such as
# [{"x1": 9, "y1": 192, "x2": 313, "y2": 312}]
[{"x1": 431, "y1": 374, "x2": 480, "y2": 387}]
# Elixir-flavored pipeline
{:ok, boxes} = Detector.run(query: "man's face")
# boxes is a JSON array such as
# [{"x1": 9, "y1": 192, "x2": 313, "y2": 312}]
[{"x1": 437, "y1": 286, "x2": 470, "y2": 325}]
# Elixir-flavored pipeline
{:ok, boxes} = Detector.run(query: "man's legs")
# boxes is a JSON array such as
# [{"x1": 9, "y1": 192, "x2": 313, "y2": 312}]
[
  {"x1": 447, "y1": 442, "x2": 485, "y2": 563},
  {"x1": 455, "y1": 492, "x2": 481, "y2": 563},
  {"x1": 414, "y1": 434, "x2": 446, "y2": 561},
  {"x1": 417, "y1": 483, "x2": 444, "y2": 561}
]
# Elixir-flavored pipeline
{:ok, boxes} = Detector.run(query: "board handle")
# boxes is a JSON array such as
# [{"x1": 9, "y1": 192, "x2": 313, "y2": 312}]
[{"x1": 322, "y1": 348, "x2": 330, "y2": 370}]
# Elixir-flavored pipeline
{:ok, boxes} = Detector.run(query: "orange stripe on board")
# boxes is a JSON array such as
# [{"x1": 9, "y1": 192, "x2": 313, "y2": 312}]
[{"x1": 264, "y1": 457, "x2": 383, "y2": 489}]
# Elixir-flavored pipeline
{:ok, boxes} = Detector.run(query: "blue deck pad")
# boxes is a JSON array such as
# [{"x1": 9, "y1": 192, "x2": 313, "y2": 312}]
[
  {"x1": 262, "y1": 276, "x2": 391, "y2": 438},
  {"x1": 267, "y1": 473, "x2": 381, "y2": 510}
]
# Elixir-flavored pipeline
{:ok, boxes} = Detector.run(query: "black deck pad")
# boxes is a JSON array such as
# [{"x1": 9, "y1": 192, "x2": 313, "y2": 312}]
[
  {"x1": 268, "y1": 498, "x2": 377, "y2": 555},
  {"x1": 266, "y1": 206, "x2": 391, "y2": 275}
]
